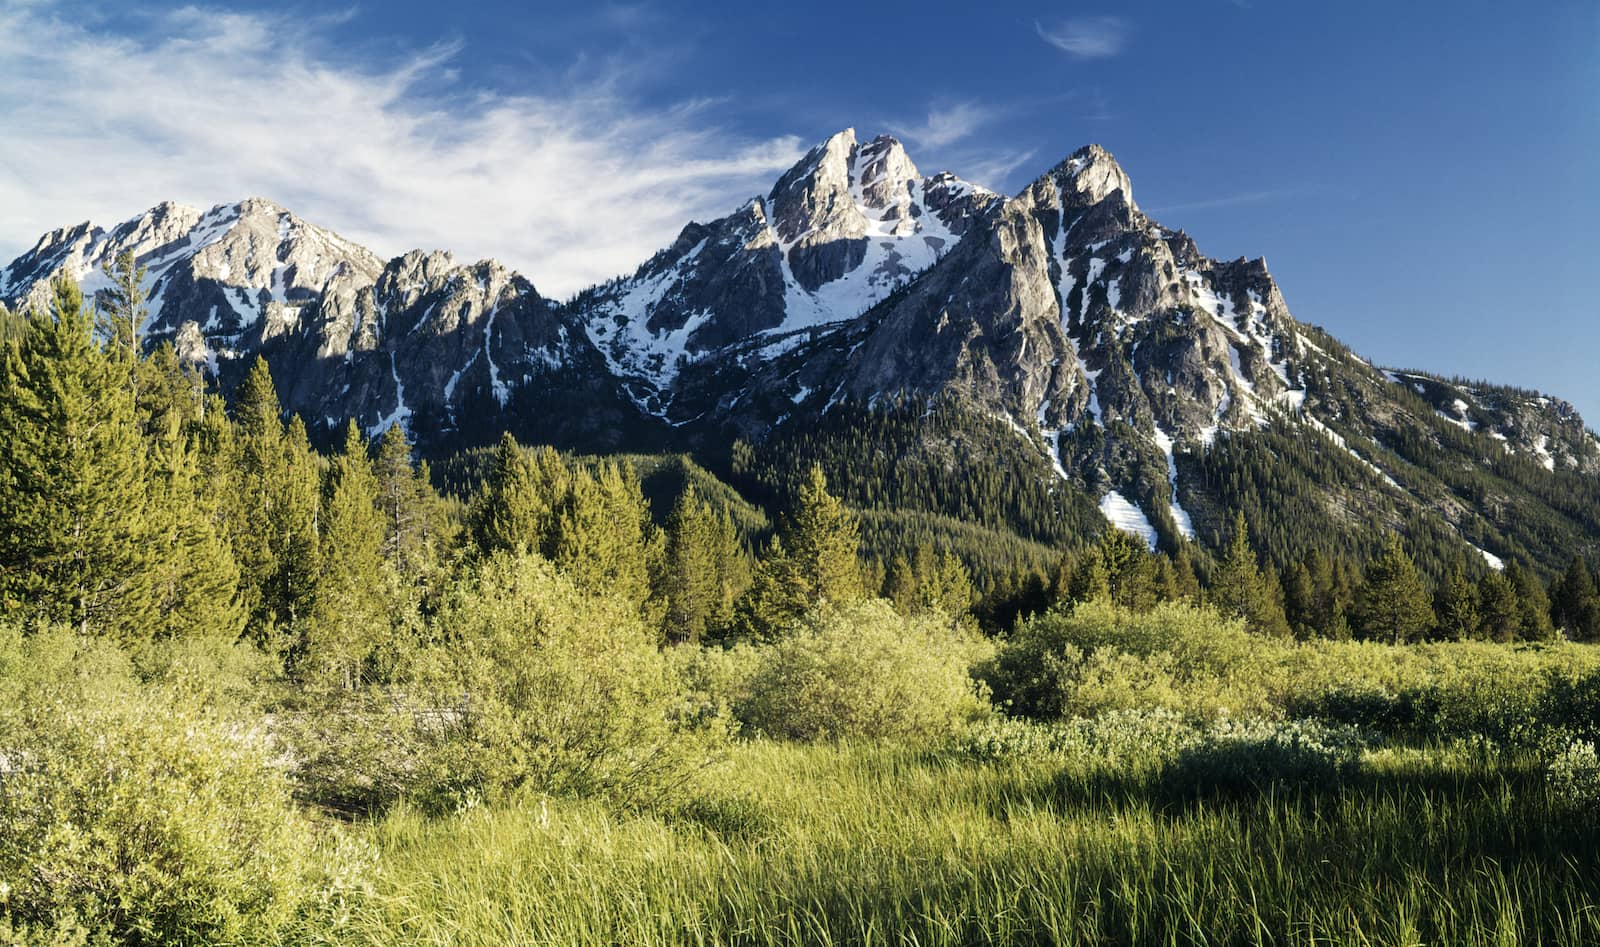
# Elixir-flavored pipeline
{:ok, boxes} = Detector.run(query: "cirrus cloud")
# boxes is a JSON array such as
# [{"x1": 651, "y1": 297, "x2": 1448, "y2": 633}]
[
  {"x1": 0, "y1": 4, "x2": 805, "y2": 298},
  {"x1": 1035, "y1": 16, "x2": 1130, "y2": 59}
]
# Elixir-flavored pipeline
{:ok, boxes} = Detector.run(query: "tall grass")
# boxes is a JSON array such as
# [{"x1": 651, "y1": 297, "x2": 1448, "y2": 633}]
[{"x1": 319, "y1": 739, "x2": 1600, "y2": 946}]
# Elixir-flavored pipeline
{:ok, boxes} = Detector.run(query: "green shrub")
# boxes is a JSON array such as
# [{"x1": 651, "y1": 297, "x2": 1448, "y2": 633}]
[
  {"x1": 1163, "y1": 717, "x2": 1366, "y2": 798},
  {"x1": 409, "y1": 551, "x2": 716, "y2": 811},
  {"x1": 1547, "y1": 739, "x2": 1600, "y2": 809},
  {"x1": 983, "y1": 601, "x2": 1273, "y2": 720},
  {"x1": 0, "y1": 630, "x2": 319, "y2": 945},
  {"x1": 736, "y1": 599, "x2": 991, "y2": 741}
]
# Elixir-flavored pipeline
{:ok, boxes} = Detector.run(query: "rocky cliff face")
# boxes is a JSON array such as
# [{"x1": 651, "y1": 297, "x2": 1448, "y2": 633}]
[
  {"x1": 0, "y1": 198, "x2": 640, "y2": 452},
  {"x1": 4, "y1": 131, "x2": 1595, "y2": 566}
]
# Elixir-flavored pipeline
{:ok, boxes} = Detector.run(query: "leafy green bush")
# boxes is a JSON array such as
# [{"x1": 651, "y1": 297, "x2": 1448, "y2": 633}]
[
  {"x1": 956, "y1": 708, "x2": 1198, "y2": 764},
  {"x1": 0, "y1": 628, "x2": 321, "y2": 945},
  {"x1": 409, "y1": 551, "x2": 717, "y2": 811},
  {"x1": 735, "y1": 599, "x2": 991, "y2": 741},
  {"x1": 1162, "y1": 717, "x2": 1365, "y2": 797},
  {"x1": 1547, "y1": 740, "x2": 1600, "y2": 809},
  {"x1": 983, "y1": 601, "x2": 1272, "y2": 720}
]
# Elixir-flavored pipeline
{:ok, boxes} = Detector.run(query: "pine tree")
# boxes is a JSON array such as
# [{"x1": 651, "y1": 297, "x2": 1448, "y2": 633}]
[
  {"x1": 1477, "y1": 570, "x2": 1520, "y2": 641},
  {"x1": 1506, "y1": 561, "x2": 1555, "y2": 641},
  {"x1": 230, "y1": 359, "x2": 323, "y2": 639},
  {"x1": 143, "y1": 418, "x2": 246, "y2": 643},
  {"x1": 1208, "y1": 512, "x2": 1291, "y2": 636},
  {"x1": 0, "y1": 275, "x2": 153, "y2": 638},
  {"x1": 1168, "y1": 545, "x2": 1202, "y2": 604},
  {"x1": 918, "y1": 550, "x2": 975, "y2": 618},
  {"x1": 1351, "y1": 533, "x2": 1435, "y2": 643},
  {"x1": 304, "y1": 421, "x2": 387, "y2": 688},
  {"x1": 1551, "y1": 557, "x2": 1600, "y2": 641},
  {"x1": 1433, "y1": 558, "x2": 1481, "y2": 641},
  {"x1": 658, "y1": 486, "x2": 753, "y2": 642},
  {"x1": 550, "y1": 461, "x2": 661, "y2": 617},
  {"x1": 469, "y1": 434, "x2": 567, "y2": 555},
  {"x1": 98, "y1": 251, "x2": 146, "y2": 404},
  {"x1": 884, "y1": 553, "x2": 917, "y2": 614},
  {"x1": 1066, "y1": 553, "x2": 1111, "y2": 604},
  {"x1": 373, "y1": 423, "x2": 450, "y2": 577},
  {"x1": 732, "y1": 465, "x2": 862, "y2": 638}
]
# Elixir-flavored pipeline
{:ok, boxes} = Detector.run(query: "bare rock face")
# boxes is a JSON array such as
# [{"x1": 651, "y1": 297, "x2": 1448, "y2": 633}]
[{"x1": 576, "y1": 128, "x2": 997, "y2": 408}]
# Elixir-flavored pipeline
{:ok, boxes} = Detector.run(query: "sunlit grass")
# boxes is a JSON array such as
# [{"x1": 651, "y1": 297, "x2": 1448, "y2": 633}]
[{"x1": 319, "y1": 739, "x2": 1600, "y2": 946}]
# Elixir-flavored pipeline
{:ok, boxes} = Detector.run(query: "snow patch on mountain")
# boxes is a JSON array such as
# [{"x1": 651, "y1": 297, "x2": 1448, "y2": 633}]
[
  {"x1": 1152, "y1": 427, "x2": 1196, "y2": 540},
  {"x1": 1100, "y1": 491, "x2": 1158, "y2": 550}
]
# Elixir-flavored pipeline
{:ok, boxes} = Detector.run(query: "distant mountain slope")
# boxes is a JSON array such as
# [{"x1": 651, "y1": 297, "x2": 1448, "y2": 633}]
[{"x1": 5, "y1": 132, "x2": 1596, "y2": 575}]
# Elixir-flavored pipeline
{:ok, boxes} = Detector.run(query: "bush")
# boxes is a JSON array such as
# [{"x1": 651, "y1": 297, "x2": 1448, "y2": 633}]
[
  {"x1": 1547, "y1": 739, "x2": 1600, "y2": 809},
  {"x1": 409, "y1": 551, "x2": 716, "y2": 811},
  {"x1": 1163, "y1": 717, "x2": 1366, "y2": 798},
  {"x1": 0, "y1": 629, "x2": 320, "y2": 945},
  {"x1": 956, "y1": 708, "x2": 1199, "y2": 764},
  {"x1": 982, "y1": 601, "x2": 1272, "y2": 720},
  {"x1": 736, "y1": 599, "x2": 991, "y2": 741}
]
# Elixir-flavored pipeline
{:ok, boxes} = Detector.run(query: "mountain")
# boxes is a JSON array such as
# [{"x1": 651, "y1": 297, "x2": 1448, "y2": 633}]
[{"x1": 4, "y1": 130, "x2": 1597, "y2": 577}]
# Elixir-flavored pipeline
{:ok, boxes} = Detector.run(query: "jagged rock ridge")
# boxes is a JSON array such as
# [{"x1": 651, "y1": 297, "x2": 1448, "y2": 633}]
[{"x1": 3, "y1": 131, "x2": 1596, "y2": 569}]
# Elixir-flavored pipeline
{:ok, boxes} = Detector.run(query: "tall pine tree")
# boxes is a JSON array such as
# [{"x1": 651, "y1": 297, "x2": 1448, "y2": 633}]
[
  {"x1": 1351, "y1": 533, "x2": 1435, "y2": 643},
  {"x1": 0, "y1": 275, "x2": 153, "y2": 638}
]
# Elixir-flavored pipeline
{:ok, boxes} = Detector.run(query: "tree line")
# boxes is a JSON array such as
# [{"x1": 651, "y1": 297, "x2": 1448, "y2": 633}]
[{"x1": 1, "y1": 261, "x2": 1597, "y2": 674}]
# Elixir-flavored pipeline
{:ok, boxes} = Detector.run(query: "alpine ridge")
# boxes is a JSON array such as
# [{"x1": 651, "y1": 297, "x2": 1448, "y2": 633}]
[{"x1": 4, "y1": 131, "x2": 1596, "y2": 575}]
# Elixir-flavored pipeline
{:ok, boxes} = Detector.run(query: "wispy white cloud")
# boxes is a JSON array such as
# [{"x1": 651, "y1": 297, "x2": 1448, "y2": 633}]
[
  {"x1": 888, "y1": 100, "x2": 991, "y2": 150},
  {"x1": 0, "y1": 5, "x2": 805, "y2": 297},
  {"x1": 1035, "y1": 16, "x2": 1130, "y2": 59}
]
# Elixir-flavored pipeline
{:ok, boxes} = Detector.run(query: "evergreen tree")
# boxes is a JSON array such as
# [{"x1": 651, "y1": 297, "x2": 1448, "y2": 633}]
[
  {"x1": 917, "y1": 550, "x2": 975, "y2": 618},
  {"x1": 1551, "y1": 557, "x2": 1600, "y2": 641},
  {"x1": 1506, "y1": 561, "x2": 1555, "y2": 641},
  {"x1": 550, "y1": 461, "x2": 660, "y2": 617},
  {"x1": 733, "y1": 465, "x2": 862, "y2": 638},
  {"x1": 1351, "y1": 533, "x2": 1435, "y2": 643},
  {"x1": 373, "y1": 423, "x2": 450, "y2": 577},
  {"x1": 98, "y1": 251, "x2": 146, "y2": 403},
  {"x1": 1065, "y1": 553, "x2": 1111, "y2": 604},
  {"x1": 230, "y1": 359, "x2": 322, "y2": 638},
  {"x1": 1477, "y1": 570, "x2": 1520, "y2": 641},
  {"x1": 660, "y1": 487, "x2": 748, "y2": 643},
  {"x1": 1167, "y1": 545, "x2": 1203, "y2": 604},
  {"x1": 469, "y1": 434, "x2": 567, "y2": 555},
  {"x1": 883, "y1": 553, "x2": 917, "y2": 615},
  {"x1": 143, "y1": 418, "x2": 246, "y2": 643},
  {"x1": 304, "y1": 421, "x2": 387, "y2": 688},
  {"x1": 1433, "y1": 558, "x2": 1481, "y2": 640},
  {"x1": 0, "y1": 275, "x2": 153, "y2": 638},
  {"x1": 1208, "y1": 512, "x2": 1291, "y2": 636}
]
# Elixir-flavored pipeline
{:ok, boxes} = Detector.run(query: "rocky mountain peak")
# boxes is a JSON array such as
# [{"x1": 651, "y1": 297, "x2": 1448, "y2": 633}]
[
  {"x1": 1057, "y1": 143, "x2": 1136, "y2": 209},
  {"x1": 855, "y1": 135, "x2": 921, "y2": 218}
]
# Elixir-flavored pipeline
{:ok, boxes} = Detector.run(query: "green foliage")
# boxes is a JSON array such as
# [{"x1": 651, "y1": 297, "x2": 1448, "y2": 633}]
[
  {"x1": 408, "y1": 551, "x2": 712, "y2": 811},
  {"x1": 733, "y1": 465, "x2": 864, "y2": 639},
  {"x1": 1552, "y1": 556, "x2": 1600, "y2": 641},
  {"x1": 1207, "y1": 512, "x2": 1291, "y2": 636},
  {"x1": 983, "y1": 600, "x2": 1272, "y2": 721},
  {"x1": 1351, "y1": 532, "x2": 1436, "y2": 642},
  {"x1": 1547, "y1": 740, "x2": 1600, "y2": 809},
  {"x1": 661, "y1": 486, "x2": 749, "y2": 644},
  {"x1": 373, "y1": 423, "x2": 455, "y2": 581},
  {"x1": 732, "y1": 599, "x2": 991, "y2": 741},
  {"x1": 0, "y1": 628, "x2": 320, "y2": 945},
  {"x1": 230, "y1": 360, "x2": 324, "y2": 638},
  {"x1": 0, "y1": 275, "x2": 153, "y2": 638},
  {"x1": 304, "y1": 422, "x2": 389, "y2": 689},
  {"x1": 1433, "y1": 558, "x2": 1482, "y2": 640}
]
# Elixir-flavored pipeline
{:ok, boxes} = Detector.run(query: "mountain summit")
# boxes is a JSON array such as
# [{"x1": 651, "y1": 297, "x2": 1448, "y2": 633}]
[{"x1": 4, "y1": 131, "x2": 1596, "y2": 573}]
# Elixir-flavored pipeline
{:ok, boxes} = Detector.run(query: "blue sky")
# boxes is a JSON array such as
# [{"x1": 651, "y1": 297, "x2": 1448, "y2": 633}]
[{"x1": 1, "y1": 1, "x2": 1595, "y2": 417}]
